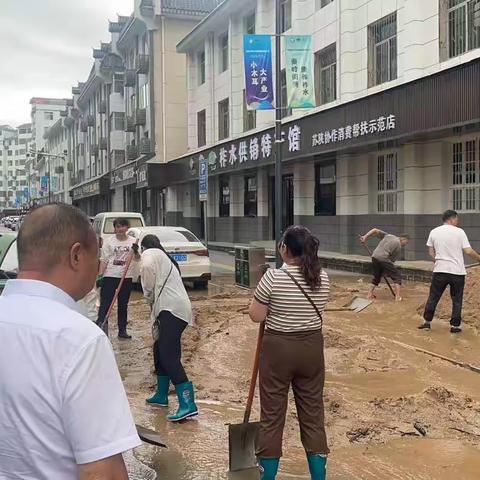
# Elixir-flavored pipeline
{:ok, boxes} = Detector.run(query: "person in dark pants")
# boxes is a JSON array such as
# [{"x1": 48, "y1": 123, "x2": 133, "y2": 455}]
[
  {"x1": 249, "y1": 226, "x2": 330, "y2": 480},
  {"x1": 359, "y1": 229, "x2": 410, "y2": 301},
  {"x1": 140, "y1": 234, "x2": 198, "y2": 422},
  {"x1": 96, "y1": 218, "x2": 140, "y2": 339},
  {"x1": 419, "y1": 210, "x2": 480, "y2": 333}
]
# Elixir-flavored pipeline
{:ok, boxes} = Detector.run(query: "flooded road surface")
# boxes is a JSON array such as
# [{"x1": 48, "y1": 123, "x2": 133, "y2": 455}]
[{"x1": 116, "y1": 273, "x2": 480, "y2": 479}]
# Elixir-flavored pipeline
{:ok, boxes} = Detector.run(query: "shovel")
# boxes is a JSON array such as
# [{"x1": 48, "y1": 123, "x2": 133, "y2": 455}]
[
  {"x1": 327, "y1": 296, "x2": 373, "y2": 313},
  {"x1": 136, "y1": 424, "x2": 167, "y2": 448},
  {"x1": 360, "y1": 240, "x2": 396, "y2": 298},
  {"x1": 228, "y1": 322, "x2": 265, "y2": 472}
]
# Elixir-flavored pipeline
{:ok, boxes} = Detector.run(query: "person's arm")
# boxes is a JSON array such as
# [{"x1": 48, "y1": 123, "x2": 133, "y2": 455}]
[
  {"x1": 78, "y1": 454, "x2": 128, "y2": 480},
  {"x1": 140, "y1": 255, "x2": 155, "y2": 305},
  {"x1": 428, "y1": 246, "x2": 436, "y2": 260},
  {"x1": 98, "y1": 241, "x2": 112, "y2": 275},
  {"x1": 249, "y1": 299, "x2": 269, "y2": 323},
  {"x1": 464, "y1": 247, "x2": 480, "y2": 262},
  {"x1": 359, "y1": 228, "x2": 385, "y2": 244},
  {"x1": 63, "y1": 335, "x2": 141, "y2": 472},
  {"x1": 131, "y1": 242, "x2": 141, "y2": 262},
  {"x1": 249, "y1": 269, "x2": 273, "y2": 323}
]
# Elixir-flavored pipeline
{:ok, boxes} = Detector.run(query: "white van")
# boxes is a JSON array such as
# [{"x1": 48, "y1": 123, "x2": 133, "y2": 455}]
[{"x1": 92, "y1": 212, "x2": 146, "y2": 248}]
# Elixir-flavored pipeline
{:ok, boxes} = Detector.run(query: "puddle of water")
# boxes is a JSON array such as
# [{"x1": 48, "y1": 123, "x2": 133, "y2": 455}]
[{"x1": 332, "y1": 438, "x2": 480, "y2": 479}]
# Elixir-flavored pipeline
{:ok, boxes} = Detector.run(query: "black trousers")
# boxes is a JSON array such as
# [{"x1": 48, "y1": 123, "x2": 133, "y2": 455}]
[
  {"x1": 371, "y1": 258, "x2": 402, "y2": 286},
  {"x1": 97, "y1": 277, "x2": 133, "y2": 333},
  {"x1": 423, "y1": 273, "x2": 465, "y2": 327},
  {"x1": 153, "y1": 311, "x2": 188, "y2": 385}
]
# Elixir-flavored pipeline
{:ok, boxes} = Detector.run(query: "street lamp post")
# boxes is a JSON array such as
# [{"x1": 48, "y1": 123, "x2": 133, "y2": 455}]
[{"x1": 274, "y1": 0, "x2": 284, "y2": 268}]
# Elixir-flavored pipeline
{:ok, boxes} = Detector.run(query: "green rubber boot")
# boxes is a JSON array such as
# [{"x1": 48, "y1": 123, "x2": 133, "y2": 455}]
[
  {"x1": 307, "y1": 454, "x2": 327, "y2": 480},
  {"x1": 167, "y1": 381, "x2": 198, "y2": 422},
  {"x1": 259, "y1": 458, "x2": 280, "y2": 480},
  {"x1": 146, "y1": 375, "x2": 169, "y2": 407}
]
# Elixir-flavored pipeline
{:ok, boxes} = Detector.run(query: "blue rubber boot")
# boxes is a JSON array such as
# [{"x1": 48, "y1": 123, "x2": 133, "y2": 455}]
[
  {"x1": 259, "y1": 458, "x2": 280, "y2": 480},
  {"x1": 307, "y1": 454, "x2": 327, "y2": 480},
  {"x1": 146, "y1": 376, "x2": 169, "y2": 407},
  {"x1": 167, "y1": 381, "x2": 198, "y2": 422}
]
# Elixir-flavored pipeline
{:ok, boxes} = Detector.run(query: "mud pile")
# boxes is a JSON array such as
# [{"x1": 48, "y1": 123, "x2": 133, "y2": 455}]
[{"x1": 417, "y1": 267, "x2": 480, "y2": 329}]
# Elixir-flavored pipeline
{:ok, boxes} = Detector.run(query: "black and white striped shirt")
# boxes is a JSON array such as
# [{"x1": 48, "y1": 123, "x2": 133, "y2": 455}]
[{"x1": 254, "y1": 265, "x2": 330, "y2": 332}]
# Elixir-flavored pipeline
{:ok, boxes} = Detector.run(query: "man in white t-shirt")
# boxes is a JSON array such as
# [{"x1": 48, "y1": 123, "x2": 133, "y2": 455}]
[
  {"x1": 97, "y1": 218, "x2": 140, "y2": 339},
  {"x1": 419, "y1": 210, "x2": 480, "y2": 333},
  {"x1": 0, "y1": 204, "x2": 141, "y2": 479}
]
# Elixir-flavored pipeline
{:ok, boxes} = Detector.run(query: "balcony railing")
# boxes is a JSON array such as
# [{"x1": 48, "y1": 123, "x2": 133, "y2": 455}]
[
  {"x1": 111, "y1": 149, "x2": 126, "y2": 167},
  {"x1": 124, "y1": 116, "x2": 136, "y2": 132},
  {"x1": 55, "y1": 166, "x2": 64, "y2": 174},
  {"x1": 125, "y1": 69, "x2": 136, "y2": 87},
  {"x1": 80, "y1": 121, "x2": 88, "y2": 133},
  {"x1": 99, "y1": 100, "x2": 107, "y2": 114},
  {"x1": 135, "y1": 108, "x2": 147, "y2": 125},
  {"x1": 86, "y1": 115, "x2": 95, "y2": 127},
  {"x1": 140, "y1": 138, "x2": 153, "y2": 155},
  {"x1": 126, "y1": 145, "x2": 138, "y2": 161},
  {"x1": 99, "y1": 137, "x2": 108, "y2": 150},
  {"x1": 140, "y1": 0, "x2": 154, "y2": 16},
  {"x1": 136, "y1": 54, "x2": 149, "y2": 75}
]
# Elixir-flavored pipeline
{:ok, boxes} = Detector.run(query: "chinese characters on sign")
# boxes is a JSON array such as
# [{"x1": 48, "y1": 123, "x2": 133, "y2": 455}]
[
  {"x1": 285, "y1": 36, "x2": 316, "y2": 109},
  {"x1": 311, "y1": 114, "x2": 397, "y2": 147},
  {"x1": 243, "y1": 35, "x2": 275, "y2": 110}
]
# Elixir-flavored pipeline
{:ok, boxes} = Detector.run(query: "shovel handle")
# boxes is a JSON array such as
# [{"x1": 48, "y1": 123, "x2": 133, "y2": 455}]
[{"x1": 243, "y1": 322, "x2": 265, "y2": 424}]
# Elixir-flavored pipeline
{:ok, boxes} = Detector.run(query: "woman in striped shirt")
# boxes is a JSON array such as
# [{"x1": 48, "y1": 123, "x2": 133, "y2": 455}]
[{"x1": 249, "y1": 226, "x2": 330, "y2": 480}]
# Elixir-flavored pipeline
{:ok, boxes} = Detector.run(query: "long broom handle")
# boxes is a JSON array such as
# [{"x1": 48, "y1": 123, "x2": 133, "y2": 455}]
[
  {"x1": 100, "y1": 239, "x2": 139, "y2": 332},
  {"x1": 243, "y1": 321, "x2": 265, "y2": 424},
  {"x1": 360, "y1": 239, "x2": 396, "y2": 298}
]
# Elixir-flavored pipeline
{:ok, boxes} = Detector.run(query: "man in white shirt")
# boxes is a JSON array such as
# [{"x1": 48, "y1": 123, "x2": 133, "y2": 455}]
[
  {"x1": 0, "y1": 204, "x2": 141, "y2": 480},
  {"x1": 419, "y1": 210, "x2": 480, "y2": 333}
]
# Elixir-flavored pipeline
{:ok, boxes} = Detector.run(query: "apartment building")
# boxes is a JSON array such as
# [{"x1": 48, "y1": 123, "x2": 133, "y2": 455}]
[
  {"x1": 0, "y1": 124, "x2": 32, "y2": 210},
  {"x1": 163, "y1": 0, "x2": 480, "y2": 259}
]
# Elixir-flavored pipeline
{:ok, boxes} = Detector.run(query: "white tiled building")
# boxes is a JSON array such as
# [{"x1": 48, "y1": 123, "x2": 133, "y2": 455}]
[{"x1": 164, "y1": 0, "x2": 480, "y2": 259}]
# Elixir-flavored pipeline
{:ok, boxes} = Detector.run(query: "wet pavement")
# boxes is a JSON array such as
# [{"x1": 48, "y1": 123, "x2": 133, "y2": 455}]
[{"x1": 116, "y1": 271, "x2": 480, "y2": 480}]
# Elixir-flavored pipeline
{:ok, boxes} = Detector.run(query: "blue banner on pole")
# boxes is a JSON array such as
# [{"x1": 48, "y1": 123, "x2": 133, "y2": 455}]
[
  {"x1": 243, "y1": 35, "x2": 274, "y2": 111},
  {"x1": 40, "y1": 176, "x2": 49, "y2": 192},
  {"x1": 199, "y1": 155, "x2": 208, "y2": 202}
]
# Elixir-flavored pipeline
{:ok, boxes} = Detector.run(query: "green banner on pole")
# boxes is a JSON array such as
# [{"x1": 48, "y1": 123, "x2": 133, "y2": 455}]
[{"x1": 285, "y1": 35, "x2": 315, "y2": 109}]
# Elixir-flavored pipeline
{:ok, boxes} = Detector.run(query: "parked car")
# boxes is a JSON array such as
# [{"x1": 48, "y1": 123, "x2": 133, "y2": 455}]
[
  {"x1": 92, "y1": 212, "x2": 146, "y2": 248},
  {"x1": 0, "y1": 232, "x2": 18, "y2": 294},
  {"x1": 128, "y1": 226, "x2": 211, "y2": 288}
]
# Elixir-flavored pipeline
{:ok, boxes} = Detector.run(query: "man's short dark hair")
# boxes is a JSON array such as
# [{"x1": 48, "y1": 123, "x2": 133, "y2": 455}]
[
  {"x1": 17, "y1": 203, "x2": 96, "y2": 271},
  {"x1": 113, "y1": 218, "x2": 130, "y2": 228},
  {"x1": 399, "y1": 233, "x2": 410, "y2": 240},
  {"x1": 442, "y1": 210, "x2": 458, "y2": 223}
]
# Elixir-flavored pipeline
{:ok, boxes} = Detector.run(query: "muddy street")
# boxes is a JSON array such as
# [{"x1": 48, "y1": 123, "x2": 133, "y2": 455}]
[{"x1": 113, "y1": 273, "x2": 480, "y2": 480}]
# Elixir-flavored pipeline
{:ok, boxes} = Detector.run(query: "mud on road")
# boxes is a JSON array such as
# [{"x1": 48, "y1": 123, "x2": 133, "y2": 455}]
[{"x1": 113, "y1": 276, "x2": 480, "y2": 479}]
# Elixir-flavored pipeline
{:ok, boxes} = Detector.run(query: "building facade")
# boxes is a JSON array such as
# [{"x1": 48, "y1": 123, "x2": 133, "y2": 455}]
[
  {"x1": 163, "y1": 0, "x2": 480, "y2": 260},
  {"x1": 0, "y1": 124, "x2": 32, "y2": 211}
]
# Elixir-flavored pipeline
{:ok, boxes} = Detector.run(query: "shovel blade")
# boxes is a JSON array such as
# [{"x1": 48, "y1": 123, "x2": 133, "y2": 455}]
[
  {"x1": 228, "y1": 421, "x2": 260, "y2": 472},
  {"x1": 342, "y1": 296, "x2": 373, "y2": 313},
  {"x1": 136, "y1": 424, "x2": 167, "y2": 448}
]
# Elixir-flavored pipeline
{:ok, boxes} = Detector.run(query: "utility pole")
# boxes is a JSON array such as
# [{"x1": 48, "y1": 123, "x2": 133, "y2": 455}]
[{"x1": 274, "y1": 0, "x2": 283, "y2": 268}]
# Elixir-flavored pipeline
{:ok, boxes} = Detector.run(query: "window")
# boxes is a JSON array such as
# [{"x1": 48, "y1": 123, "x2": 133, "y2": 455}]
[
  {"x1": 244, "y1": 175, "x2": 258, "y2": 217},
  {"x1": 368, "y1": 12, "x2": 397, "y2": 87},
  {"x1": 139, "y1": 83, "x2": 149, "y2": 109},
  {"x1": 280, "y1": 70, "x2": 292, "y2": 119},
  {"x1": 198, "y1": 49, "x2": 206, "y2": 85},
  {"x1": 219, "y1": 176, "x2": 230, "y2": 217},
  {"x1": 451, "y1": 139, "x2": 480, "y2": 211},
  {"x1": 377, "y1": 152, "x2": 399, "y2": 213},
  {"x1": 315, "y1": 161, "x2": 336, "y2": 215},
  {"x1": 245, "y1": 12, "x2": 256, "y2": 34},
  {"x1": 7, "y1": 150, "x2": 12, "y2": 156},
  {"x1": 280, "y1": 0, "x2": 292, "y2": 33},
  {"x1": 111, "y1": 112, "x2": 125, "y2": 131},
  {"x1": 218, "y1": 98, "x2": 229, "y2": 140},
  {"x1": 197, "y1": 110, "x2": 206, "y2": 147},
  {"x1": 448, "y1": 0, "x2": 480, "y2": 58},
  {"x1": 243, "y1": 90, "x2": 256, "y2": 132},
  {"x1": 113, "y1": 73, "x2": 124, "y2": 94},
  {"x1": 44, "y1": 111, "x2": 54, "y2": 121},
  {"x1": 219, "y1": 33, "x2": 229, "y2": 73},
  {"x1": 315, "y1": 43, "x2": 337, "y2": 105},
  {"x1": 316, "y1": 0, "x2": 333, "y2": 9}
]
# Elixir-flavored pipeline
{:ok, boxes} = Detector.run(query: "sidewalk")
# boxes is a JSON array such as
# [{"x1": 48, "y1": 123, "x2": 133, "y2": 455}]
[{"x1": 208, "y1": 240, "x2": 433, "y2": 283}]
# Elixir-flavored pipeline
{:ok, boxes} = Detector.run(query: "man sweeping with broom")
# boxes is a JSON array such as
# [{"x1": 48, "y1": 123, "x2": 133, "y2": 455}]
[{"x1": 359, "y1": 228, "x2": 410, "y2": 301}]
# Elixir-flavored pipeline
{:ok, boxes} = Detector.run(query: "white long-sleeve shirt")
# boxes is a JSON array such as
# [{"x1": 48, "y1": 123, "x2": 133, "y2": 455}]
[{"x1": 140, "y1": 249, "x2": 193, "y2": 325}]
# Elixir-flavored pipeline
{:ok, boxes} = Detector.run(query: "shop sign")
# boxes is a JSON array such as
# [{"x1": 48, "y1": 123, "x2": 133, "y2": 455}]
[
  {"x1": 199, "y1": 155, "x2": 208, "y2": 202},
  {"x1": 136, "y1": 163, "x2": 148, "y2": 189},
  {"x1": 111, "y1": 163, "x2": 136, "y2": 186},
  {"x1": 72, "y1": 180, "x2": 100, "y2": 199}
]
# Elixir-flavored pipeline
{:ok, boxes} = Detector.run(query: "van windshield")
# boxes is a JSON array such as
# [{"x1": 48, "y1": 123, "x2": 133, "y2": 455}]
[{"x1": 104, "y1": 218, "x2": 144, "y2": 234}]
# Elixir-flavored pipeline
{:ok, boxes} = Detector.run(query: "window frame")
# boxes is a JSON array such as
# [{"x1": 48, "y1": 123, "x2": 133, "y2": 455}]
[
  {"x1": 198, "y1": 49, "x2": 206, "y2": 86},
  {"x1": 447, "y1": 0, "x2": 480, "y2": 58},
  {"x1": 377, "y1": 151, "x2": 399, "y2": 213},
  {"x1": 219, "y1": 32, "x2": 229, "y2": 73},
  {"x1": 197, "y1": 109, "x2": 206, "y2": 148},
  {"x1": 314, "y1": 160, "x2": 337, "y2": 216},
  {"x1": 280, "y1": 0, "x2": 292, "y2": 33},
  {"x1": 243, "y1": 90, "x2": 256, "y2": 132},
  {"x1": 316, "y1": 0, "x2": 333, "y2": 10},
  {"x1": 245, "y1": 11, "x2": 256, "y2": 34},
  {"x1": 280, "y1": 69, "x2": 292, "y2": 119},
  {"x1": 218, "y1": 98, "x2": 230, "y2": 141},
  {"x1": 219, "y1": 175, "x2": 230, "y2": 217},
  {"x1": 244, "y1": 174, "x2": 258, "y2": 217},
  {"x1": 368, "y1": 12, "x2": 398, "y2": 87},
  {"x1": 315, "y1": 43, "x2": 337, "y2": 106}
]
